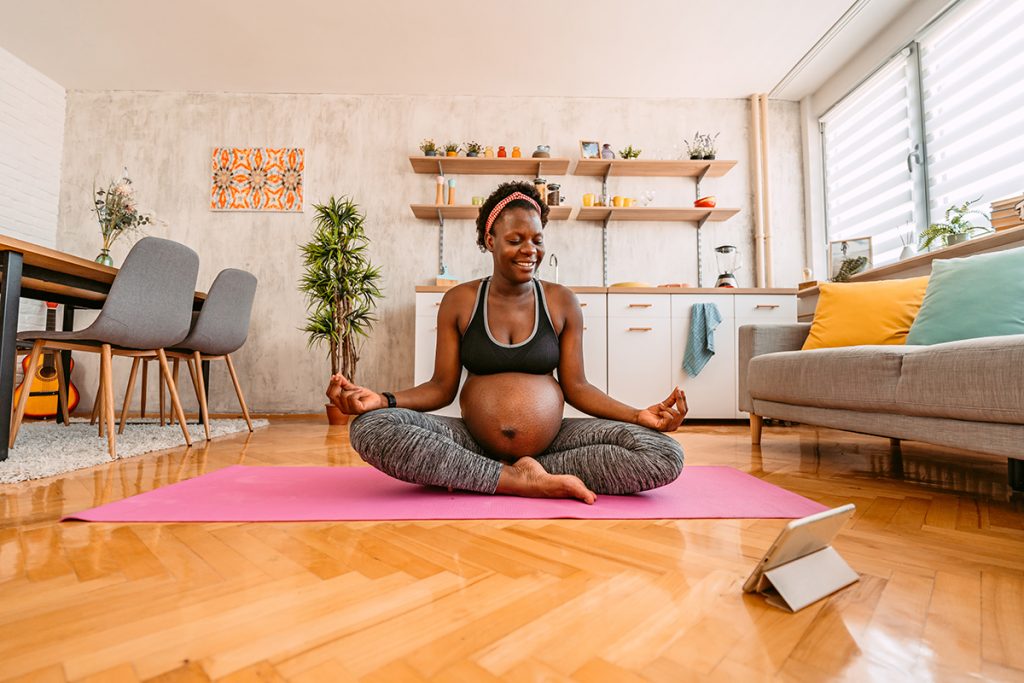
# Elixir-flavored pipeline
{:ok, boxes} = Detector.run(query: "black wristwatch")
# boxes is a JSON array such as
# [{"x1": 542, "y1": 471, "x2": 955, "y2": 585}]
[{"x1": 381, "y1": 392, "x2": 397, "y2": 409}]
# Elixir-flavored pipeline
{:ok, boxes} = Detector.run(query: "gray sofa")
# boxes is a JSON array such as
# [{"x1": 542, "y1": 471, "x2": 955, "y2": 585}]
[{"x1": 738, "y1": 324, "x2": 1024, "y2": 492}]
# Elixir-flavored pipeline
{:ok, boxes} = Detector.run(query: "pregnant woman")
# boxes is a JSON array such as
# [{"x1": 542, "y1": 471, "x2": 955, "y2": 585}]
[{"x1": 329, "y1": 181, "x2": 686, "y2": 504}]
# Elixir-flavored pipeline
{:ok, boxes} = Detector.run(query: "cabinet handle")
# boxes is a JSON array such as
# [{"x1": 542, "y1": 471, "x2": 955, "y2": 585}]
[
  {"x1": 628, "y1": 303, "x2": 653, "y2": 308},
  {"x1": 583, "y1": 326, "x2": 588, "y2": 330},
  {"x1": 579, "y1": 302, "x2": 588, "y2": 307},
  {"x1": 434, "y1": 302, "x2": 442, "y2": 306},
  {"x1": 755, "y1": 304, "x2": 780, "y2": 309},
  {"x1": 628, "y1": 326, "x2": 653, "y2": 332}
]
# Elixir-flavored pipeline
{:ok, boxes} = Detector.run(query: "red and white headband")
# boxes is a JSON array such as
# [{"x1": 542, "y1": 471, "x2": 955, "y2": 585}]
[{"x1": 484, "y1": 192, "x2": 541, "y2": 237}]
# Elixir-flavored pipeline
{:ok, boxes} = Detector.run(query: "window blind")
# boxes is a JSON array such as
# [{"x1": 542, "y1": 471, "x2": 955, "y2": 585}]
[
  {"x1": 821, "y1": 54, "x2": 917, "y2": 266},
  {"x1": 921, "y1": 0, "x2": 1024, "y2": 223}
]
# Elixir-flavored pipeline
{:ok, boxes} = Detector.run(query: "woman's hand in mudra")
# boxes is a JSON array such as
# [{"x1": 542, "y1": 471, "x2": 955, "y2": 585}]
[
  {"x1": 326, "y1": 374, "x2": 387, "y2": 415},
  {"x1": 636, "y1": 387, "x2": 688, "y2": 432}
]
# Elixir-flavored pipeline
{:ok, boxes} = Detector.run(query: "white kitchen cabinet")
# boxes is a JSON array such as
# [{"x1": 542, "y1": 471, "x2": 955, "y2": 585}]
[
  {"x1": 564, "y1": 293, "x2": 607, "y2": 418},
  {"x1": 671, "y1": 294, "x2": 737, "y2": 419},
  {"x1": 606, "y1": 293, "x2": 673, "y2": 409},
  {"x1": 733, "y1": 294, "x2": 796, "y2": 417}
]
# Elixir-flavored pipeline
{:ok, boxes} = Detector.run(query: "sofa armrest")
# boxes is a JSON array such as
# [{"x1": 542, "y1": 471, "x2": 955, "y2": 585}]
[{"x1": 738, "y1": 323, "x2": 812, "y2": 413}]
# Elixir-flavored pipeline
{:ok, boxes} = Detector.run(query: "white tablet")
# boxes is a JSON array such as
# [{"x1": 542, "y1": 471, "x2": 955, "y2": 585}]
[{"x1": 743, "y1": 503, "x2": 856, "y2": 593}]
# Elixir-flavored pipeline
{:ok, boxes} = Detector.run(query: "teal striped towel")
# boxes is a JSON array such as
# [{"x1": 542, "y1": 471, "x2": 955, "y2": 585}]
[{"x1": 683, "y1": 303, "x2": 723, "y2": 377}]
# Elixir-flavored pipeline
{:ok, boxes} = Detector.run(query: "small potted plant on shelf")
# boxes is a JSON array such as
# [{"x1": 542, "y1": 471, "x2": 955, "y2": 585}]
[
  {"x1": 419, "y1": 139, "x2": 438, "y2": 157},
  {"x1": 443, "y1": 142, "x2": 460, "y2": 157},
  {"x1": 299, "y1": 196, "x2": 383, "y2": 425},
  {"x1": 619, "y1": 144, "x2": 641, "y2": 159},
  {"x1": 465, "y1": 141, "x2": 483, "y2": 157},
  {"x1": 685, "y1": 131, "x2": 719, "y2": 160},
  {"x1": 918, "y1": 197, "x2": 992, "y2": 250}
]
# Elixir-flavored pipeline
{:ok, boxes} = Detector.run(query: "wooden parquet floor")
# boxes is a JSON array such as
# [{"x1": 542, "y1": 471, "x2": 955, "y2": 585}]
[{"x1": 1, "y1": 417, "x2": 1023, "y2": 682}]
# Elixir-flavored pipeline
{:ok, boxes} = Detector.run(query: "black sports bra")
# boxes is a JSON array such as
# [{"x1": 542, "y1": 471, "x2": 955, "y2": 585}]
[{"x1": 460, "y1": 277, "x2": 560, "y2": 375}]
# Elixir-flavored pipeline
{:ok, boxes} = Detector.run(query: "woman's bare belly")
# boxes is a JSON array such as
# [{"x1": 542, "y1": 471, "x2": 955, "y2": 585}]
[{"x1": 460, "y1": 372, "x2": 564, "y2": 461}]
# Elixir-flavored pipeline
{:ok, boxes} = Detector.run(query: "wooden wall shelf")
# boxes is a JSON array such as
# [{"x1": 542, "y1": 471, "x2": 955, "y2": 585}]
[
  {"x1": 575, "y1": 206, "x2": 739, "y2": 223},
  {"x1": 408, "y1": 156, "x2": 571, "y2": 176},
  {"x1": 410, "y1": 204, "x2": 573, "y2": 220},
  {"x1": 573, "y1": 159, "x2": 737, "y2": 178}
]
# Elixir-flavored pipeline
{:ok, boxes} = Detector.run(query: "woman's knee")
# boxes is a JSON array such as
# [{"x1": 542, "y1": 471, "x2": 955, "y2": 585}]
[
  {"x1": 647, "y1": 434, "x2": 684, "y2": 485},
  {"x1": 349, "y1": 408, "x2": 413, "y2": 463}
]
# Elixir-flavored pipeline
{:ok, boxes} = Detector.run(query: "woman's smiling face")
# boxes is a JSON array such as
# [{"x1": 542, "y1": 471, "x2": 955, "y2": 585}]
[{"x1": 487, "y1": 206, "x2": 545, "y2": 282}]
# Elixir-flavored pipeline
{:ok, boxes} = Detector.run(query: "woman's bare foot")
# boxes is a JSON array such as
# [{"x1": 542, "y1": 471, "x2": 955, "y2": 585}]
[{"x1": 496, "y1": 456, "x2": 597, "y2": 505}]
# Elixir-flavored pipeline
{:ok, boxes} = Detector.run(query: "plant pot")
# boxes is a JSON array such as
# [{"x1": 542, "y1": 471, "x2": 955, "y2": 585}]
[
  {"x1": 424, "y1": 150, "x2": 437, "y2": 157},
  {"x1": 945, "y1": 233, "x2": 970, "y2": 247},
  {"x1": 689, "y1": 154, "x2": 702, "y2": 160},
  {"x1": 466, "y1": 151, "x2": 478, "y2": 157},
  {"x1": 325, "y1": 403, "x2": 350, "y2": 425},
  {"x1": 446, "y1": 151, "x2": 458, "y2": 157},
  {"x1": 703, "y1": 154, "x2": 716, "y2": 160}
]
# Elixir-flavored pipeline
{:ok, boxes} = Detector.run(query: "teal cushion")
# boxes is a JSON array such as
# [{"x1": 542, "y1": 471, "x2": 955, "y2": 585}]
[{"x1": 906, "y1": 245, "x2": 1024, "y2": 345}]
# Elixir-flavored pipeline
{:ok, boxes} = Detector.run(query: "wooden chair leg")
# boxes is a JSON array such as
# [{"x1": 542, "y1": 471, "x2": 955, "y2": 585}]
[
  {"x1": 750, "y1": 414, "x2": 763, "y2": 445},
  {"x1": 91, "y1": 376, "x2": 101, "y2": 426},
  {"x1": 100, "y1": 344, "x2": 116, "y2": 458},
  {"x1": 54, "y1": 350, "x2": 71, "y2": 426},
  {"x1": 158, "y1": 366, "x2": 166, "y2": 427},
  {"x1": 168, "y1": 358, "x2": 180, "y2": 426},
  {"x1": 157, "y1": 349, "x2": 191, "y2": 447},
  {"x1": 192, "y1": 352, "x2": 210, "y2": 441},
  {"x1": 118, "y1": 357, "x2": 141, "y2": 435},
  {"x1": 186, "y1": 357, "x2": 202, "y2": 424},
  {"x1": 224, "y1": 354, "x2": 253, "y2": 432},
  {"x1": 139, "y1": 360, "x2": 148, "y2": 419},
  {"x1": 10, "y1": 340, "x2": 45, "y2": 448}
]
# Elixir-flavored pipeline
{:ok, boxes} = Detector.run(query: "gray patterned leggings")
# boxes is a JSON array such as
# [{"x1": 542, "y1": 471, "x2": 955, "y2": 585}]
[{"x1": 349, "y1": 408, "x2": 684, "y2": 495}]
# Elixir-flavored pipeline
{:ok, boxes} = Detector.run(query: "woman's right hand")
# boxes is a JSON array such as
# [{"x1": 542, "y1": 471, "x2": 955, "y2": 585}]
[{"x1": 326, "y1": 374, "x2": 387, "y2": 414}]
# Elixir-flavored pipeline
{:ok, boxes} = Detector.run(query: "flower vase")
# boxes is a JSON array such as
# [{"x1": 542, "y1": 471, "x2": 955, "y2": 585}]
[
  {"x1": 899, "y1": 245, "x2": 916, "y2": 261},
  {"x1": 95, "y1": 248, "x2": 114, "y2": 266}
]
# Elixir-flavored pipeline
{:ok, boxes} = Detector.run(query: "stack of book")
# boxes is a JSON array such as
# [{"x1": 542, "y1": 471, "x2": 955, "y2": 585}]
[{"x1": 991, "y1": 193, "x2": 1024, "y2": 232}]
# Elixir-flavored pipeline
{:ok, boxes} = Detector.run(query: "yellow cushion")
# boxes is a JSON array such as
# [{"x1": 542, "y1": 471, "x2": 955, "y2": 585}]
[{"x1": 802, "y1": 277, "x2": 930, "y2": 350}]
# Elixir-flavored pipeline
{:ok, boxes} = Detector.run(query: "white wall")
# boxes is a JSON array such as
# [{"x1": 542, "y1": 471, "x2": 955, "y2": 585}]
[
  {"x1": 800, "y1": 0, "x2": 955, "y2": 280},
  {"x1": 0, "y1": 46, "x2": 66, "y2": 329},
  {"x1": 57, "y1": 91, "x2": 805, "y2": 413}
]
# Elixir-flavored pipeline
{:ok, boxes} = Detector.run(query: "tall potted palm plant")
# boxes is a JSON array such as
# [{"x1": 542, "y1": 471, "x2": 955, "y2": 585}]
[{"x1": 299, "y1": 196, "x2": 383, "y2": 424}]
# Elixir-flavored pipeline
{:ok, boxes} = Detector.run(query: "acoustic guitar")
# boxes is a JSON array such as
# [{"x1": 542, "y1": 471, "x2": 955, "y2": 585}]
[{"x1": 13, "y1": 302, "x2": 81, "y2": 418}]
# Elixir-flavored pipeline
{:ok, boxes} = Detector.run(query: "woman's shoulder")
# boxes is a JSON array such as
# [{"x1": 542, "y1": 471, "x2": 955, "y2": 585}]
[
  {"x1": 538, "y1": 279, "x2": 577, "y2": 302},
  {"x1": 440, "y1": 279, "x2": 482, "y2": 310},
  {"x1": 537, "y1": 280, "x2": 582, "y2": 315}
]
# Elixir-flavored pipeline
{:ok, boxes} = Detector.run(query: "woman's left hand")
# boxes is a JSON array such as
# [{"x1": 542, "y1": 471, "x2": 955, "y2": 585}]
[{"x1": 636, "y1": 387, "x2": 688, "y2": 432}]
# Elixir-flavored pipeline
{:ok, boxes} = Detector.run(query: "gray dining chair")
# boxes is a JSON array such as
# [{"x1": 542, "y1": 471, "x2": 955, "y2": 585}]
[
  {"x1": 11, "y1": 237, "x2": 200, "y2": 458},
  {"x1": 149, "y1": 268, "x2": 257, "y2": 441}
]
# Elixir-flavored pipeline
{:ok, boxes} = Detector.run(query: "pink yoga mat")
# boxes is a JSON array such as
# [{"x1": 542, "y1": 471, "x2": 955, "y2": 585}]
[{"x1": 63, "y1": 465, "x2": 825, "y2": 522}]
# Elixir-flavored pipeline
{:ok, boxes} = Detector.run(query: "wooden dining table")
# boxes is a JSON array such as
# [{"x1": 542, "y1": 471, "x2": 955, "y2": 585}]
[{"x1": 0, "y1": 234, "x2": 206, "y2": 462}]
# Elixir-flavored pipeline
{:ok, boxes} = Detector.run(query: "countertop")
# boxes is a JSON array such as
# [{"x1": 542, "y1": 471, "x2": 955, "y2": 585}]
[{"x1": 416, "y1": 285, "x2": 796, "y2": 295}]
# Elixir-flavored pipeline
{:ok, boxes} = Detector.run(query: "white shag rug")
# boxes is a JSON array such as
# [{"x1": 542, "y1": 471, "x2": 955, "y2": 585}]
[{"x1": 0, "y1": 417, "x2": 268, "y2": 484}]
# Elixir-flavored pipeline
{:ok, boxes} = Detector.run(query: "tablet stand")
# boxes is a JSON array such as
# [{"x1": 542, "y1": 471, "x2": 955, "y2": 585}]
[{"x1": 755, "y1": 546, "x2": 859, "y2": 612}]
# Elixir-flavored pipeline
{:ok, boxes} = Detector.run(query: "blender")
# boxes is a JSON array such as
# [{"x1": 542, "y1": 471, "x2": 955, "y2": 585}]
[{"x1": 714, "y1": 245, "x2": 740, "y2": 288}]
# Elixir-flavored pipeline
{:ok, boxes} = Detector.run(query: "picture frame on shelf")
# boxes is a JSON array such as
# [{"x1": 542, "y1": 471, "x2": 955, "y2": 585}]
[
  {"x1": 828, "y1": 236, "x2": 873, "y2": 282},
  {"x1": 579, "y1": 140, "x2": 601, "y2": 159}
]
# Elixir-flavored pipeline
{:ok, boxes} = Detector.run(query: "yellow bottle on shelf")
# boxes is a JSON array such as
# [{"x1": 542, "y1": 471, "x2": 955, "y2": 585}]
[
  {"x1": 447, "y1": 178, "x2": 456, "y2": 205},
  {"x1": 435, "y1": 176, "x2": 445, "y2": 205},
  {"x1": 511, "y1": 146, "x2": 522, "y2": 158}
]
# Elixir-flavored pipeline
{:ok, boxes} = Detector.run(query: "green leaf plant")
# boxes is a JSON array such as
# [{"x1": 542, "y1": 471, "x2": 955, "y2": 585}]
[
  {"x1": 298, "y1": 196, "x2": 383, "y2": 382},
  {"x1": 917, "y1": 196, "x2": 993, "y2": 250}
]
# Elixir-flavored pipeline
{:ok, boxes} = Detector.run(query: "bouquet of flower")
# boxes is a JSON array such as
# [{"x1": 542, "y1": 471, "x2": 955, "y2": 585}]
[{"x1": 93, "y1": 171, "x2": 152, "y2": 252}]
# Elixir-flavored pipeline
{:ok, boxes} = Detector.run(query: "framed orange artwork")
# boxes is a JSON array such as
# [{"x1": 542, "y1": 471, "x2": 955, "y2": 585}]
[{"x1": 210, "y1": 147, "x2": 304, "y2": 211}]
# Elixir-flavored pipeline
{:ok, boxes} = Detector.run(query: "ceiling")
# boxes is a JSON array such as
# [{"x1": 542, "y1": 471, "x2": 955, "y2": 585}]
[{"x1": 0, "y1": 0, "x2": 916, "y2": 100}]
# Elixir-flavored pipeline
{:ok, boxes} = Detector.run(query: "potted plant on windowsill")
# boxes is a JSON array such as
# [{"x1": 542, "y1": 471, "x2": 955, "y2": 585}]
[
  {"x1": 918, "y1": 197, "x2": 993, "y2": 251},
  {"x1": 299, "y1": 196, "x2": 383, "y2": 425}
]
